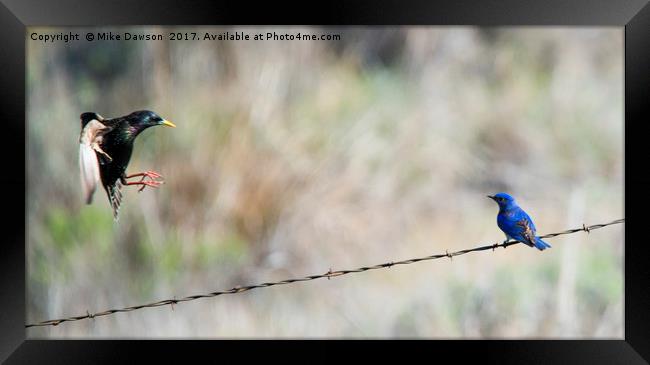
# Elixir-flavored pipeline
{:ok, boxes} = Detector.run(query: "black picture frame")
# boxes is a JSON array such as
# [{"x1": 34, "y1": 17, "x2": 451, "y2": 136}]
[{"x1": 1, "y1": 0, "x2": 648, "y2": 363}]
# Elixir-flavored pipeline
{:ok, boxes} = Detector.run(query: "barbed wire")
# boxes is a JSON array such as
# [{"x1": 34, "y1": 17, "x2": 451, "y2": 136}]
[{"x1": 26, "y1": 218, "x2": 624, "y2": 328}]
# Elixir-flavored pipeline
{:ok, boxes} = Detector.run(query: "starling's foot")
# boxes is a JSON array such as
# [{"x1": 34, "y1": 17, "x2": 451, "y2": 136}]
[
  {"x1": 125, "y1": 179, "x2": 164, "y2": 192},
  {"x1": 124, "y1": 170, "x2": 164, "y2": 192}
]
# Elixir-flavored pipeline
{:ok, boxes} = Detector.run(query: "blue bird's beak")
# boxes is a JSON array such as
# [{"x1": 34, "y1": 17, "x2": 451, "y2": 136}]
[{"x1": 487, "y1": 195, "x2": 496, "y2": 201}]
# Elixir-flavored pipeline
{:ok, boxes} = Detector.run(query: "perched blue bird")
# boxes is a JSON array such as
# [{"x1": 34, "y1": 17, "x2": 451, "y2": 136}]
[{"x1": 488, "y1": 192, "x2": 551, "y2": 251}]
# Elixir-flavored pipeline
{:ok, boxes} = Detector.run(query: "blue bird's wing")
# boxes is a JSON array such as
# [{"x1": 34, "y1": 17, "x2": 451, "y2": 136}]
[
  {"x1": 516, "y1": 210, "x2": 551, "y2": 250},
  {"x1": 515, "y1": 218, "x2": 537, "y2": 247},
  {"x1": 521, "y1": 210, "x2": 536, "y2": 232}
]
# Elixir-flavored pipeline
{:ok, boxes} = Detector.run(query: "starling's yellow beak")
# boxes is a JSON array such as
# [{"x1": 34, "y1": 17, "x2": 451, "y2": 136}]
[{"x1": 161, "y1": 119, "x2": 176, "y2": 128}]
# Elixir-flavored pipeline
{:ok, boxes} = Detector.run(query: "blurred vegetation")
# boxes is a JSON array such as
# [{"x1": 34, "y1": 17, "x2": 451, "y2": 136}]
[{"x1": 27, "y1": 26, "x2": 623, "y2": 338}]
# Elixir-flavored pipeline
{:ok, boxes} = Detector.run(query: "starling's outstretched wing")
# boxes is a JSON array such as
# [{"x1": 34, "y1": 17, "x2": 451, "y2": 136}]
[
  {"x1": 79, "y1": 143, "x2": 100, "y2": 204},
  {"x1": 79, "y1": 118, "x2": 112, "y2": 204}
]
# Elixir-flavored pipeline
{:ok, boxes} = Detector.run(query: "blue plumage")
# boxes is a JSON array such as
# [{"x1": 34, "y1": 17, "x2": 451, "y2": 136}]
[{"x1": 488, "y1": 192, "x2": 551, "y2": 251}]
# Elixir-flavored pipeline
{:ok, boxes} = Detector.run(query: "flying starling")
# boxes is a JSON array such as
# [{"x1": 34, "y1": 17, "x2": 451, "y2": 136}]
[{"x1": 79, "y1": 110, "x2": 176, "y2": 219}]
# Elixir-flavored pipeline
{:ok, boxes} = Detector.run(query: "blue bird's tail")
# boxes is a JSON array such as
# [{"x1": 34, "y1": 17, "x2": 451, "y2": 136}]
[{"x1": 534, "y1": 237, "x2": 552, "y2": 251}]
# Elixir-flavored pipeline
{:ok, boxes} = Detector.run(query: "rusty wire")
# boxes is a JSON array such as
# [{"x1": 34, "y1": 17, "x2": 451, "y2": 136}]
[{"x1": 26, "y1": 218, "x2": 624, "y2": 328}]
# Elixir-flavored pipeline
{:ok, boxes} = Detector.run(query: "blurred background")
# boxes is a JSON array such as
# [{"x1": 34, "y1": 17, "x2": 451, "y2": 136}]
[{"x1": 27, "y1": 26, "x2": 623, "y2": 338}]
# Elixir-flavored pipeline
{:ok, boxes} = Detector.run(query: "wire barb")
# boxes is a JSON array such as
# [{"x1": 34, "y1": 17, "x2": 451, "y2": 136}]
[{"x1": 25, "y1": 218, "x2": 624, "y2": 328}]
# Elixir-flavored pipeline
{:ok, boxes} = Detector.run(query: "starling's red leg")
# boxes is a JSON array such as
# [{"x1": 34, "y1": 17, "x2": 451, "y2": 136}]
[
  {"x1": 125, "y1": 171, "x2": 162, "y2": 179},
  {"x1": 124, "y1": 180, "x2": 164, "y2": 192},
  {"x1": 124, "y1": 170, "x2": 164, "y2": 192}
]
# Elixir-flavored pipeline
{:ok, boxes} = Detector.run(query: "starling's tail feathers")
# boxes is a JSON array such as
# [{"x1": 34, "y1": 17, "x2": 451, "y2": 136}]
[
  {"x1": 108, "y1": 181, "x2": 123, "y2": 221},
  {"x1": 534, "y1": 237, "x2": 552, "y2": 251}
]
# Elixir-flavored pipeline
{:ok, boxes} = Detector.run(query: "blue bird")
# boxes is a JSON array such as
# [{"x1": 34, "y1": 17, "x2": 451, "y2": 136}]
[{"x1": 488, "y1": 192, "x2": 551, "y2": 251}]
